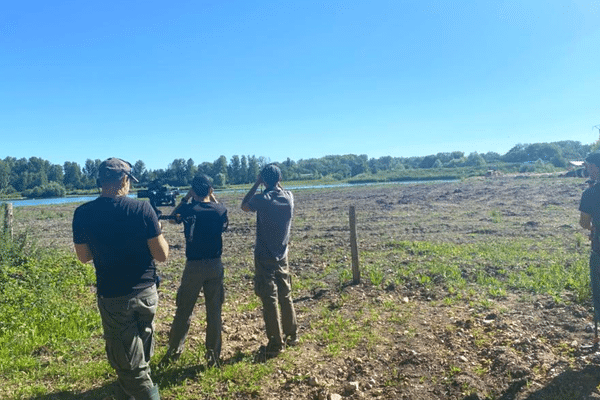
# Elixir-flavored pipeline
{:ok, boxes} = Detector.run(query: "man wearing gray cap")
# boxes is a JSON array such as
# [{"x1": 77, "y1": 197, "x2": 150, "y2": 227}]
[
  {"x1": 73, "y1": 157, "x2": 169, "y2": 400},
  {"x1": 242, "y1": 164, "x2": 298, "y2": 358},
  {"x1": 580, "y1": 152, "x2": 600, "y2": 349}
]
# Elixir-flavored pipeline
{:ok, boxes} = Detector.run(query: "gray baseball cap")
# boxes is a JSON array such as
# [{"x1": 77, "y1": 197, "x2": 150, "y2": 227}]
[{"x1": 98, "y1": 158, "x2": 139, "y2": 183}]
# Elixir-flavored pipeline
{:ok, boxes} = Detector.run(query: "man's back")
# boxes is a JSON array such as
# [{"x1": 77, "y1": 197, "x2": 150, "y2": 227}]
[
  {"x1": 178, "y1": 201, "x2": 228, "y2": 260},
  {"x1": 72, "y1": 196, "x2": 161, "y2": 297},
  {"x1": 249, "y1": 188, "x2": 293, "y2": 261}
]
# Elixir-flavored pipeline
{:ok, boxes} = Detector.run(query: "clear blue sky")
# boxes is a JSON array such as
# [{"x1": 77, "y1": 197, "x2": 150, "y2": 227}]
[{"x1": 2, "y1": 0, "x2": 600, "y2": 170}]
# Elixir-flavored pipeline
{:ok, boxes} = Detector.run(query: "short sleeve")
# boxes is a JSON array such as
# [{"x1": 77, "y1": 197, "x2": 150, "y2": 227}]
[
  {"x1": 144, "y1": 202, "x2": 162, "y2": 239},
  {"x1": 247, "y1": 194, "x2": 263, "y2": 212},
  {"x1": 580, "y1": 188, "x2": 595, "y2": 215},
  {"x1": 222, "y1": 208, "x2": 229, "y2": 232},
  {"x1": 72, "y1": 207, "x2": 88, "y2": 244}
]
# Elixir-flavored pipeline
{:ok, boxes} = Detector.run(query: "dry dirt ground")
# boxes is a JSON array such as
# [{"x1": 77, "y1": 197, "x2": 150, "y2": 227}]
[{"x1": 13, "y1": 175, "x2": 600, "y2": 400}]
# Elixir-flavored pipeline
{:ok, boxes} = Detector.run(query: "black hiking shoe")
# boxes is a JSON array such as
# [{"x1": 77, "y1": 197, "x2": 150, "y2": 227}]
[
  {"x1": 255, "y1": 342, "x2": 284, "y2": 363},
  {"x1": 285, "y1": 333, "x2": 299, "y2": 347},
  {"x1": 206, "y1": 350, "x2": 221, "y2": 368}
]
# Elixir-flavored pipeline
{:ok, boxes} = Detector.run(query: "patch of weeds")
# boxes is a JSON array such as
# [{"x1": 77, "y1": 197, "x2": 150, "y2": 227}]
[
  {"x1": 312, "y1": 310, "x2": 377, "y2": 357},
  {"x1": 487, "y1": 286, "x2": 507, "y2": 298},
  {"x1": 387, "y1": 310, "x2": 411, "y2": 326},
  {"x1": 446, "y1": 365, "x2": 461, "y2": 378},
  {"x1": 367, "y1": 266, "x2": 385, "y2": 286},
  {"x1": 443, "y1": 295, "x2": 458, "y2": 306},
  {"x1": 229, "y1": 297, "x2": 261, "y2": 313},
  {"x1": 338, "y1": 268, "x2": 353, "y2": 287},
  {"x1": 478, "y1": 298, "x2": 494, "y2": 310},
  {"x1": 444, "y1": 324, "x2": 456, "y2": 334},
  {"x1": 472, "y1": 329, "x2": 492, "y2": 348},
  {"x1": 209, "y1": 359, "x2": 272, "y2": 398},
  {"x1": 419, "y1": 274, "x2": 432, "y2": 286},
  {"x1": 555, "y1": 342, "x2": 575, "y2": 357},
  {"x1": 490, "y1": 209, "x2": 502, "y2": 223}
]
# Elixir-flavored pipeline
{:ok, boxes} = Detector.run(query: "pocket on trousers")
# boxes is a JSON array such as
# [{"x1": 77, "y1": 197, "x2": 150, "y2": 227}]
[
  {"x1": 254, "y1": 275, "x2": 266, "y2": 298},
  {"x1": 105, "y1": 334, "x2": 144, "y2": 371},
  {"x1": 140, "y1": 293, "x2": 158, "y2": 309}
]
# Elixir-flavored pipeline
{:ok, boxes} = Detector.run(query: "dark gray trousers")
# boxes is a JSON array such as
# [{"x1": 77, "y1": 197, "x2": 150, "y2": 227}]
[{"x1": 97, "y1": 285, "x2": 158, "y2": 399}]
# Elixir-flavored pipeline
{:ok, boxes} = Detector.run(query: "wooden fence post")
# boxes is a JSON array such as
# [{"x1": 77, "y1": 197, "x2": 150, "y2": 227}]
[
  {"x1": 349, "y1": 205, "x2": 360, "y2": 284},
  {"x1": 3, "y1": 203, "x2": 13, "y2": 240}
]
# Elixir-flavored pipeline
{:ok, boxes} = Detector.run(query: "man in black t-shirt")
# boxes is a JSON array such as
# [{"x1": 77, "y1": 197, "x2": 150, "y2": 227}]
[
  {"x1": 73, "y1": 158, "x2": 169, "y2": 400},
  {"x1": 579, "y1": 152, "x2": 600, "y2": 347},
  {"x1": 161, "y1": 174, "x2": 228, "y2": 367}
]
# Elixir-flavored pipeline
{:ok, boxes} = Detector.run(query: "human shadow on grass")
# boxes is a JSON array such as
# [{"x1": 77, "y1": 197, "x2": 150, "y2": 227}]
[
  {"x1": 27, "y1": 350, "x2": 259, "y2": 400},
  {"x1": 153, "y1": 349, "x2": 257, "y2": 391},
  {"x1": 28, "y1": 383, "x2": 118, "y2": 400},
  {"x1": 479, "y1": 364, "x2": 600, "y2": 400}
]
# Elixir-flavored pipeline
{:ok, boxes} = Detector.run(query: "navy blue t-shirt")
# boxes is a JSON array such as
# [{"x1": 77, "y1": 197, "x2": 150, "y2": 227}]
[
  {"x1": 580, "y1": 183, "x2": 600, "y2": 252},
  {"x1": 176, "y1": 201, "x2": 228, "y2": 260},
  {"x1": 72, "y1": 196, "x2": 162, "y2": 297}
]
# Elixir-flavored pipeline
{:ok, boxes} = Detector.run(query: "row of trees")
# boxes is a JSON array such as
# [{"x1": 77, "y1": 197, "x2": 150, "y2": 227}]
[{"x1": 0, "y1": 140, "x2": 593, "y2": 198}]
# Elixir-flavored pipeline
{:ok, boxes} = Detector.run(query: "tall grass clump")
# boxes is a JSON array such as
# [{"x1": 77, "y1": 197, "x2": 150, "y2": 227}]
[{"x1": 0, "y1": 228, "x2": 100, "y2": 382}]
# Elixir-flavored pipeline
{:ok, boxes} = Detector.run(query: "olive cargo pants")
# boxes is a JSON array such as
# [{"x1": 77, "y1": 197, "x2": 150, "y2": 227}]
[
  {"x1": 166, "y1": 258, "x2": 224, "y2": 362},
  {"x1": 97, "y1": 285, "x2": 158, "y2": 399},
  {"x1": 254, "y1": 256, "x2": 297, "y2": 349}
]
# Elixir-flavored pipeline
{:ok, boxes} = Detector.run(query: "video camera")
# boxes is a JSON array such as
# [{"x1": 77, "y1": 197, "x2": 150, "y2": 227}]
[{"x1": 137, "y1": 181, "x2": 180, "y2": 219}]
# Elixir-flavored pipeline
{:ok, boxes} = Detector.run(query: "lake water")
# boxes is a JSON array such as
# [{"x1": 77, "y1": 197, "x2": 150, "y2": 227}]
[
  {"x1": 2, "y1": 180, "x2": 455, "y2": 208},
  {"x1": 3, "y1": 194, "x2": 136, "y2": 208}
]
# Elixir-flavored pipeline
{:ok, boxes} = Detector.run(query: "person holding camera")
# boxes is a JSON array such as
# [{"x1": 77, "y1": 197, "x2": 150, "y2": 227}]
[
  {"x1": 580, "y1": 152, "x2": 600, "y2": 348},
  {"x1": 241, "y1": 164, "x2": 298, "y2": 358},
  {"x1": 72, "y1": 157, "x2": 169, "y2": 400},
  {"x1": 161, "y1": 174, "x2": 228, "y2": 367}
]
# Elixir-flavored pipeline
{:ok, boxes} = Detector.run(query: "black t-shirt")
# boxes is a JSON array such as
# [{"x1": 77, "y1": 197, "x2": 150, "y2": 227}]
[
  {"x1": 72, "y1": 196, "x2": 162, "y2": 297},
  {"x1": 176, "y1": 201, "x2": 228, "y2": 260}
]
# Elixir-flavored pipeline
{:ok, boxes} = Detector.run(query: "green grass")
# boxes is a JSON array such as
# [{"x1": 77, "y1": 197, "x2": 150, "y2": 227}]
[
  {"x1": 359, "y1": 238, "x2": 590, "y2": 303},
  {"x1": 0, "y1": 205, "x2": 594, "y2": 399},
  {"x1": 0, "y1": 231, "x2": 106, "y2": 399},
  {"x1": 155, "y1": 351, "x2": 274, "y2": 400}
]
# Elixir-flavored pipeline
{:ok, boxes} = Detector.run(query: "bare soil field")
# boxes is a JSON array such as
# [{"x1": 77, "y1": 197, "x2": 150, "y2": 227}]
[{"x1": 12, "y1": 175, "x2": 600, "y2": 400}]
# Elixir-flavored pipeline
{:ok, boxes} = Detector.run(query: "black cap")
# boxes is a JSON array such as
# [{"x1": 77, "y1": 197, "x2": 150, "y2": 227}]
[{"x1": 191, "y1": 174, "x2": 212, "y2": 197}]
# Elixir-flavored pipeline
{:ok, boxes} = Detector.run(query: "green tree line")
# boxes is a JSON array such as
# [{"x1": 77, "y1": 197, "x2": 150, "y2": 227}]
[{"x1": 0, "y1": 140, "x2": 592, "y2": 198}]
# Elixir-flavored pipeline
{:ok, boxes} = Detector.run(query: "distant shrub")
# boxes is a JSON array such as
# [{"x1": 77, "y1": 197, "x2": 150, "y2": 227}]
[
  {"x1": 0, "y1": 185, "x2": 17, "y2": 195},
  {"x1": 519, "y1": 163, "x2": 536, "y2": 173},
  {"x1": 22, "y1": 182, "x2": 66, "y2": 198}
]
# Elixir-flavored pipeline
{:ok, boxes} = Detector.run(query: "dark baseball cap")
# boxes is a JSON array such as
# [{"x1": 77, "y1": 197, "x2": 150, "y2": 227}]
[
  {"x1": 586, "y1": 153, "x2": 600, "y2": 168},
  {"x1": 260, "y1": 164, "x2": 282, "y2": 187},
  {"x1": 98, "y1": 158, "x2": 139, "y2": 183},
  {"x1": 191, "y1": 174, "x2": 212, "y2": 197}
]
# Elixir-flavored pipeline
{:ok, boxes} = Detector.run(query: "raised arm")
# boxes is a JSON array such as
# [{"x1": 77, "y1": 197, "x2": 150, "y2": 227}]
[{"x1": 241, "y1": 175, "x2": 263, "y2": 212}]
